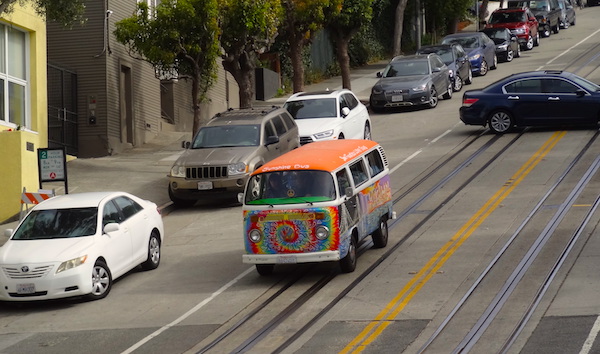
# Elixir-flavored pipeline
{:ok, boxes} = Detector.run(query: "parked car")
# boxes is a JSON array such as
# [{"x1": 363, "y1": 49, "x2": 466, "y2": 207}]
[
  {"x1": 508, "y1": 0, "x2": 561, "y2": 37},
  {"x1": 557, "y1": 0, "x2": 576, "y2": 28},
  {"x1": 283, "y1": 89, "x2": 372, "y2": 145},
  {"x1": 480, "y1": 28, "x2": 521, "y2": 62},
  {"x1": 459, "y1": 70, "x2": 600, "y2": 134},
  {"x1": 441, "y1": 32, "x2": 497, "y2": 77},
  {"x1": 168, "y1": 107, "x2": 300, "y2": 207},
  {"x1": 369, "y1": 53, "x2": 453, "y2": 112},
  {"x1": 0, "y1": 191, "x2": 164, "y2": 301},
  {"x1": 486, "y1": 7, "x2": 540, "y2": 51},
  {"x1": 416, "y1": 43, "x2": 473, "y2": 92}
]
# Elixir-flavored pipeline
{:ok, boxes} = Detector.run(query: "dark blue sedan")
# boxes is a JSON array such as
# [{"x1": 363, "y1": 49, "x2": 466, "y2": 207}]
[
  {"x1": 459, "y1": 70, "x2": 600, "y2": 133},
  {"x1": 442, "y1": 32, "x2": 497, "y2": 76}
]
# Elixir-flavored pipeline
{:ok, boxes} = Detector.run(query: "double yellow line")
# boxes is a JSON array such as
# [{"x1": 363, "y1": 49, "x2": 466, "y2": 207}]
[{"x1": 341, "y1": 131, "x2": 566, "y2": 353}]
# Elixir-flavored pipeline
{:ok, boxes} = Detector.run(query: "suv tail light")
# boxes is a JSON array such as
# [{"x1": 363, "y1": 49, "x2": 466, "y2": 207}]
[{"x1": 462, "y1": 98, "x2": 479, "y2": 107}]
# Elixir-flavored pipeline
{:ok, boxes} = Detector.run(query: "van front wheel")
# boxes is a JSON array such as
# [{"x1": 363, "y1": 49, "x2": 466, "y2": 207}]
[
  {"x1": 256, "y1": 264, "x2": 274, "y2": 276},
  {"x1": 372, "y1": 218, "x2": 388, "y2": 248},
  {"x1": 340, "y1": 235, "x2": 357, "y2": 273}
]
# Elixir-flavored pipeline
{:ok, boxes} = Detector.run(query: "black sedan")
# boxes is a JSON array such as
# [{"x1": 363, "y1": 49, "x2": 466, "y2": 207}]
[
  {"x1": 460, "y1": 70, "x2": 600, "y2": 133},
  {"x1": 416, "y1": 43, "x2": 473, "y2": 92},
  {"x1": 480, "y1": 28, "x2": 521, "y2": 62}
]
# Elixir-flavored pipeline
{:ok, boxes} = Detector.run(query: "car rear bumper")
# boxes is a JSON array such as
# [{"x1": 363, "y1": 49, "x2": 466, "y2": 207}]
[{"x1": 459, "y1": 106, "x2": 487, "y2": 126}]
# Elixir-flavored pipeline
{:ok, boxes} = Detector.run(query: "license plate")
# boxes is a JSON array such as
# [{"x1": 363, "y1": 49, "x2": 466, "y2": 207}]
[
  {"x1": 392, "y1": 95, "x2": 403, "y2": 102},
  {"x1": 277, "y1": 255, "x2": 297, "y2": 264},
  {"x1": 17, "y1": 283, "x2": 35, "y2": 294},
  {"x1": 197, "y1": 181, "x2": 213, "y2": 190}
]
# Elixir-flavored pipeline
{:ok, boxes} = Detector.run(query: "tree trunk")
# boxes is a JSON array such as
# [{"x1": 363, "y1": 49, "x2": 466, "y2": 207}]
[
  {"x1": 238, "y1": 67, "x2": 255, "y2": 108},
  {"x1": 289, "y1": 34, "x2": 305, "y2": 93},
  {"x1": 191, "y1": 71, "x2": 202, "y2": 136},
  {"x1": 392, "y1": 0, "x2": 410, "y2": 56},
  {"x1": 335, "y1": 36, "x2": 352, "y2": 90},
  {"x1": 222, "y1": 51, "x2": 257, "y2": 109}
]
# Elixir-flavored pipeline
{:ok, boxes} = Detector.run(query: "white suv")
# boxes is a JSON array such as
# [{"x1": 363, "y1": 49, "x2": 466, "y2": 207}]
[{"x1": 283, "y1": 89, "x2": 372, "y2": 145}]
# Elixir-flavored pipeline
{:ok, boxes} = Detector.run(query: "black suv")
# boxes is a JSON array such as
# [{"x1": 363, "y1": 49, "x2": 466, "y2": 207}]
[
  {"x1": 508, "y1": 0, "x2": 561, "y2": 37},
  {"x1": 167, "y1": 107, "x2": 300, "y2": 206}
]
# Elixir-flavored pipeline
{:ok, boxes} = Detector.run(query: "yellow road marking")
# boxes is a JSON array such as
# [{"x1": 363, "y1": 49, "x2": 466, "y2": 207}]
[{"x1": 340, "y1": 131, "x2": 566, "y2": 353}]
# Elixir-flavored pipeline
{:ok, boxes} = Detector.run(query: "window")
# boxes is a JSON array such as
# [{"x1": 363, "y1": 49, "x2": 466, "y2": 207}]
[
  {"x1": 366, "y1": 150, "x2": 384, "y2": 177},
  {"x1": 103, "y1": 201, "x2": 122, "y2": 226},
  {"x1": 137, "y1": 0, "x2": 161, "y2": 18},
  {"x1": 264, "y1": 121, "x2": 276, "y2": 139},
  {"x1": 0, "y1": 24, "x2": 28, "y2": 128},
  {"x1": 279, "y1": 113, "x2": 296, "y2": 130},
  {"x1": 113, "y1": 196, "x2": 142, "y2": 221},
  {"x1": 272, "y1": 116, "x2": 287, "y2": 135},
  {"x1": 336, "y1": 169, "x2": 351, "y2": 197},
  {"x1": 349, "y1": 160, "x2": 368, "y2": 187},
  {"x1": 504, "y1": 79, "x2": 542, "y2": 94},
  {"x1": 542, "y1": 79, "x2": 580, "y2": 93}
]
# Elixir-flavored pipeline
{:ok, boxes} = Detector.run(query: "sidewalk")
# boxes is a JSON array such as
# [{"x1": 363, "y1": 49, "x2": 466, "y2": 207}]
[{"x1": 0, "y1": 61, "x2": 388, "y2": 234}]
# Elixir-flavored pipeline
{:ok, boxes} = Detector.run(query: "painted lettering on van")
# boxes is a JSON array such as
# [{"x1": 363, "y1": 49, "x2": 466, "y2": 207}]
[
  {"x1": 262, "y1": 165, "x2": 292, "y2": 172},
  {"x1": 360, "y1": 175, "x2": 392, "y2": 213},
  {"x1": 339, "y1": 145, "x2": 369, "y2": 162}
]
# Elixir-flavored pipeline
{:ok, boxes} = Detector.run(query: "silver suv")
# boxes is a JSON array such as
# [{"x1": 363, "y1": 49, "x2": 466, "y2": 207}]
[{"x1": 168, "y1": 107, "x2": 300, "y2": 207}]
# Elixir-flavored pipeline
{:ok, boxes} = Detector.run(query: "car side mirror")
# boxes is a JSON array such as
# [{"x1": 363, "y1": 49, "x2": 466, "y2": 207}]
[
  {"x1": 345, "y1": 187, "x2": 353, "y2": 198},
  {"x1": 4, "y1": 229, "x2": 13, "y2": 238},
  {"x1": 376, "y1": 72, "x2": 382, "y2": 78},
  {"x1": 432, "y1": 67, "x2": 441, "y2": 73},
  {"x1": 182, "y1": 141, "x2": 191, "y2": 149},
  {"x1": 265, "y1": 135, "x2": 279, "y2": 145},
  {"x1": 576, "y1": 90, "x2": 586, "y2": 97},
  {"x1": 103, "y1": 223, "x2": 120, "y2": 234},
  {"x1": 341, "y1": 107, "x2": 350, "y2": 117}
]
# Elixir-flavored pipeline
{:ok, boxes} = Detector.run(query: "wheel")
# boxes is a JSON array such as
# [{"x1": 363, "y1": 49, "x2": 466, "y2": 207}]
[
  {"x1": 87, "y1": 260, "x2": 112, "y2": 301},
  {"x1": 453, "y1": 75, "x2": 463, "y2": 92},
  {"x1": 490, "y1": 55, "x2": 498, "y2": 70},
  {"x1": 256, "y1": 264, "x2": 274, "y2": 276},
  {"x1": 428, "y1": 87, "x2": 438, "y2": 108},
  {"x1": 168, "y1": 187, "x2": 197, "y2": 208},
  {"x1": 339, "y1": 234, "x2": 357, "y2": 273},
  {"x1": 372, "y1": 217, "x2": 388, "y2": 248},
  {"x1": 363, "y1": 123, "x2": 371, "y2": 140},
  {"x1": 571, "y1": 17, "x2": 575, "y2": 26},
  {"x1": 369, "y1": 97, "x2": 383, "y2": 113},
  {"x1": 553, "y1": 22, "x2": 560, "y2": 33},
  {"x1": 562, "y1": 19, "x2": 569, "y2": 29},
  {"x1": 541, "y1": 25, "x2": 551, "y2": 37},
  {"x1": 488, "y1": 110, "x2": 514, "y2": 134},
  {"x1": 478, "y1": 60, "x2": 488, "y2": 76},
  {"x1": 533, "y1": 32, "x2": 540, "y2": 46},
  {"x1": 506, "y1": 49, "x2": 514, "y2": 62},
  {"x1": 514, "y1": 44, "x2": 521, "y2": 58},
  {"x1": 141, "y1": 232, "x2": 161, "y2": 270},
  {"x1": 524, "y1": 35, "x2": 534, "y2": 50},
  {"x1": 465, "y1": 67, "x2": 473, "y2": 85},
  {"x1": 443, "y1": 82, "x2": 453, "y2": 99}
]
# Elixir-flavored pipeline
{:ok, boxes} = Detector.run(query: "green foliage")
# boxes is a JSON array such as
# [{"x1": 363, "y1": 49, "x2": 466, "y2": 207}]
[
  {"x1": 0, "y1": 0, "x2": 86, "y2": 27},
  {"x1": 348, "y1": 22, "x2": 385, "y2": 66},
  {"x1": 114, "y1": 0, "x2": 221, "y2": 101},
  {"x1": 326, "y1": 0, "x2": 373, "y2": 33}
]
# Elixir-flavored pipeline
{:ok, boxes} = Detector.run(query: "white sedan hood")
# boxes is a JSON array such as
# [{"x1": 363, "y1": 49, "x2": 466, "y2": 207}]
[
  {"x1": 295, "y1": 117, "x2": 341, "y2": 137},
  {"x1": 0, "y1": 238, "x2": 95, "y2": 264}
]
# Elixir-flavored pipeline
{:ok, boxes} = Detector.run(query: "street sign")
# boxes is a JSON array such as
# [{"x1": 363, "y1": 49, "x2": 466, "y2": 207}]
[{"x1": 38, "y1": 148, "x2": 69, "y2": 193}]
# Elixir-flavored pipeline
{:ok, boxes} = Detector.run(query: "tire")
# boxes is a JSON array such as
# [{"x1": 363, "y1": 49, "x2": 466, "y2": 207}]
[
  {"x1": 87, "y1": 260, "x2": 112, "y2": 301},
  {"x1": 443, "y1": 82, "x2": 453, "y2": 99},
  {"x1": 506, "y1": 49, "x2": 514, "y2": 62},
  {"x1": 465, "y1": 68, "x2": 473, "y2": 85},
  {"x1": 369, "y1": 97, "x2": 383, "y2": 113},
  {"x1": 553, "y1": 22, "x2": 560, "y2": 34},
  {"x1": 364, "y1": 123, "x2": 371, "y2": 140},
  {"x1": 488, "y1": 110, "x2": 514, "y2": 134},
  {"x1": 256, "y1": 264, "x2": 274, "y2": 276},
  {"x1": 490, "y1": 55, "x2": 498, "y2": 70},
  {"x1": 141, "y1": 232, "x2": 161, "y2": 270},
  {"x1": 515, "y1": 44, "x2": 521, "y2": 58},
  {"x1": 372, "y1": 217, "x2": 389, "y2": 248},
  {"x1": 533, "y1": 32, "x2": 540, "y2": 46},
  {"x1": 562, "y1": 19, "x2": 570, "y2": 29},
  {"x1": 478, "y1": 60, "x2": 488, "y2": 76},
  {"x1": 428, "y1": 87, "x2": 438, "y2": 108},
  {"x1": 524, "y1": 35, "x2": 534, "y2": 50},
  {"x1": 541, "y1": 25, "x2": 551, "y2": 37},
  {"x1": 453, "y1": 76, "x2": 463, "y2": 92},
  {"x1": 168, "y1": 187, "x2": 197, "y2": 208},
  {"x1": 571, "y1": 17, "x2": 575, "y2": 26},
  {"x1": 339, "y1": 234, "x2": 357, "y2": 273}
]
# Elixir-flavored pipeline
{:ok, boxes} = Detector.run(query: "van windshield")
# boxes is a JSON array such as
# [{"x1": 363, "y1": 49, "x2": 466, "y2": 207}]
[{"x1": 245, "y1": 171, "x2": 336, "y2": 205}]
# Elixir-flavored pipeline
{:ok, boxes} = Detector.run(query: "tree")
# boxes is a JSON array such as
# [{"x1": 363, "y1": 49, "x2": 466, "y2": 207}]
[
  {"x1": 392, "y1": 0, "x2": 409, "y2": 56},
  {"x1": 219, "y1": 0, "x2": 283, "y2": 108},
  {"x1": 114, "y1": 0, "x2": 221, "y2": 135},
  {"x1": 325, "y1": 0, "x2": 373, "y2": 90},
  {"x1": 280, "y1": 0, "x2": 341, "y2": 93},
  {"x1": 0, "y1": 0, "x2": 86, "y2": 27}
]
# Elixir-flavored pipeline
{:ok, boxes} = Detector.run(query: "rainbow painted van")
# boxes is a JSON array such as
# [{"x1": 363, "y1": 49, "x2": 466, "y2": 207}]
[{"x1": 241, "y1": 139, "x2": 394, "y2": 275}]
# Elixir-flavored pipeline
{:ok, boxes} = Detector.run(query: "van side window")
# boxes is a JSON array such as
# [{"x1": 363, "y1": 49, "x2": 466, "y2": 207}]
[
  {"x1": 336, "y1": 169, "x2": 351, "y2": 197},
  {"x1": 366, "y1": 150, "x2": 384, "y2": 177},
  {"x1": 349, "y1": 160, "x2": 368, "y2": 187}
]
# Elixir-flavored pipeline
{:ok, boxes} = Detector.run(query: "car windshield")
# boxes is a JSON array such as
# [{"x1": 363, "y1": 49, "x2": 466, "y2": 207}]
[
  {"x1": 383, "y1": 60, "x2": 429, "y2": 77},
  {"x1": 284, "y1": 98, "x2": 337, "y2": 119},
  {"x1": 489, "y1": 11, "x2": 526, "y2": 23},
  {"x1": 483, "y1": 29, "x2": 506, "y2": 40},
  {"x1": 443, "y1": 36, "x2": 480, "y2": 50},
  {"x1": 12, "y1": 207, "x2": 98, "y2": 240},
  {"x1": 419, "y1": 49, "x2": 453, "y2": 65},
  {"x1": 192, "y1": 125, "x2": 260, "y2": 148},
  {"x1": 245, "y1": 170, "x2": 336, "y2": 205}
]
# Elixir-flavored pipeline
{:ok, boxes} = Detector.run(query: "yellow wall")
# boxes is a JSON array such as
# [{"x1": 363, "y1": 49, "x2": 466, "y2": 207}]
[{"x1": 0, "y1": 5, "x2": 48, "y2": 223}]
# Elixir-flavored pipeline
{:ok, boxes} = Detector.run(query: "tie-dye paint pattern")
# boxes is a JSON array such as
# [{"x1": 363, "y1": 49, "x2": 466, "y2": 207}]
[{"x1": 244, "y1": 207, "x2": 340, "y2": 254}]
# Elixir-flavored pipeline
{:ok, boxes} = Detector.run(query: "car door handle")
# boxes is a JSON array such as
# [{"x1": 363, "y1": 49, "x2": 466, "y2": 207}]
[
  {"x1": 548, "y1": 97, "x2": 560, "y2": 101},
  {"x1": 508, "y1": 96, "x2": 520, "y2": 100}
]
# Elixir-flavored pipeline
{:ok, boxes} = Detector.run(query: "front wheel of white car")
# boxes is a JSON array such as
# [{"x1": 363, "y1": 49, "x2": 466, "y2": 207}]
[{"x1": 87, "y1": 260, "x2": 112, "y2": 301}]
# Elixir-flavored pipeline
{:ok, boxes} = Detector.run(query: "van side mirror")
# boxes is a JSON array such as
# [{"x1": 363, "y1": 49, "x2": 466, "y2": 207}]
[
  {"x1": 576, "y1": 90, "x2": 586, "y2": 97},
  {"x1": 345, "y1": 186, "x2": 353, "y2": 198},
  {"x1": 182, "y1": 141, "x2": 191, "y2": 149},
  {"x1": 265, "y1": 135, "x2": 280, "y2": 145}
]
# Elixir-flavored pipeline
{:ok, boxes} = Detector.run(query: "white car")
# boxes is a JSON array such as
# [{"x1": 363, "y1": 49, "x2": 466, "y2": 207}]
[
  {"x1": 284, "y1": 89, "x2": 372, "y2": 145},
  {"x1": 0, "y1": 191, "x2": 164, "y2": 301}
]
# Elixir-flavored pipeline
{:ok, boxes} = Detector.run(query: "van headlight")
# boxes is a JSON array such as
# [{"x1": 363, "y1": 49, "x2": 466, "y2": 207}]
[
  {"x1": 56, "y1": 255, "x2": 88, "y2": 274},
  {"x1": 229, "y1": 162, "x2": 247, "y2": 176},
  {"x1": 170, "y1": 164, "x2": 186, "y2": 178},
  {"x1": 249, "y1": 229, "x2": 262, "y2": 243},
  {"x1": 315, "y1": 226, "x2": 329, "y2": 240}
]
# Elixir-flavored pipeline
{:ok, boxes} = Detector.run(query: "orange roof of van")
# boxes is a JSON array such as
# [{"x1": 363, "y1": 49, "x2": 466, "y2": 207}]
[{"x1": 253, "y1": 139, "x2": 380, "y2": 175}]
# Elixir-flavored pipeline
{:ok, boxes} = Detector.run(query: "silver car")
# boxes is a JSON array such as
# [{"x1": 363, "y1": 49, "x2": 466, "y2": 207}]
[
  {"x1": 168, "y1": 107, "x2": 300, "y2": 207},
  {"x1": 369, "y1": 53, "x2": 453, "y2": 112}
]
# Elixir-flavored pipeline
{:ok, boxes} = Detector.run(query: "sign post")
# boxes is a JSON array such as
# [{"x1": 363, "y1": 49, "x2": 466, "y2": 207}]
[{"x1": 38, "y1": 147, "x2": 68, "y2": 193}]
